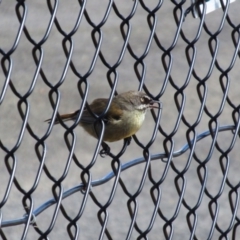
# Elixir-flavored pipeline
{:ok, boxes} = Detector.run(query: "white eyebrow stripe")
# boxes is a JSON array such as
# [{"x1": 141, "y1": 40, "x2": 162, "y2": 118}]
[{"x1": 144, "y1": 96, "x2": 151, "y2": 101}]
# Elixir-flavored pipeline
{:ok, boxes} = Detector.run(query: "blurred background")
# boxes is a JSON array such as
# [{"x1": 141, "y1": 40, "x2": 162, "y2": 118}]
[{"x1": 0, "y1": 0, "x2": 240, "y2": 239}]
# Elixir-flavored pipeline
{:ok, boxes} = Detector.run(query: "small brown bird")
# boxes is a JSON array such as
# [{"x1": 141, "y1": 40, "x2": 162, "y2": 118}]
[{"x1": 46, "y1": 91, "x2": 160, "y2": 143}]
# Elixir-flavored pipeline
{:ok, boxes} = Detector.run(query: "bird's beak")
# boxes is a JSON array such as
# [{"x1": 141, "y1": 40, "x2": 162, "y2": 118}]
[{"x1": 149, "y1": 99, "x2": 161, "y2": 109}]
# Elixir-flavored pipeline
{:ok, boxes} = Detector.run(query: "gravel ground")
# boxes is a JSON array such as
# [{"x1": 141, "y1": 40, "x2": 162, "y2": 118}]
[{"x1": 1, "y1": 1, "x2": 240, "y2": 239}]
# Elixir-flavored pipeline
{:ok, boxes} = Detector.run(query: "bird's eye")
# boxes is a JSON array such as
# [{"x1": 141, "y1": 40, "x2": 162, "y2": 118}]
[{"x1": 140, "y1": 96, "x2": 150, "y2": 104}]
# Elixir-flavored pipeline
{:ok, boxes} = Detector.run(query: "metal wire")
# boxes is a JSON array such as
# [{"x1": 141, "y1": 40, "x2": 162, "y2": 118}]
[{"x1": 0, "y1": 0, "x2": 240, "y2": 239}]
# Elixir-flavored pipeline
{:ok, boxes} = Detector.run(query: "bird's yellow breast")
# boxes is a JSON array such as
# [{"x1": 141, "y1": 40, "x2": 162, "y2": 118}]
[
  {"x1": 80, "y1": 109, "x2": 146, "y2": 142},
  {"x1": 104, "y1": 110, "x2": 146, "y2": 142}
]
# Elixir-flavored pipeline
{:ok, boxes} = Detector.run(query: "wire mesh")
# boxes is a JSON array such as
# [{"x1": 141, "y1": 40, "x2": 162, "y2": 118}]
[{"x1": 0, "y1": 0, "x2": 240, "y2": 239}]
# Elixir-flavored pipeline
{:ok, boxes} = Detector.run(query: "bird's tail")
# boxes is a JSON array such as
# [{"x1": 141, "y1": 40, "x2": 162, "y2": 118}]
[{"x1": 45, "y1": 110, "x2": 79, "y2": 124}]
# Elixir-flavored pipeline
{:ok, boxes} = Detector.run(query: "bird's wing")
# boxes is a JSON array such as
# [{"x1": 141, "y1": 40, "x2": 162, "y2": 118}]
[{"x1": 80, "y1": 98, "x2": 124, "y2": 124}]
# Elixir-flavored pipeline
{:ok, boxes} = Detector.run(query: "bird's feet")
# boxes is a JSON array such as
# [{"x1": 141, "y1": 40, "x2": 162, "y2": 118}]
[
  {"x1": 124, "y1": 137, "x2": 132, "y2": 146},
  {"x1": 100, "y1": 142, "x2": 111, "y2": 157},
  {"x1": 99, "y1": 137, "x2": 132, "y2": 158}
]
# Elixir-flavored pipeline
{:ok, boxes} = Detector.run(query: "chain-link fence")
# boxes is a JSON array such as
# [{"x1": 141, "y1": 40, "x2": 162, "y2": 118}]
[{"x1": 1, "y1": 0, "x2": 240, "y2": 239}]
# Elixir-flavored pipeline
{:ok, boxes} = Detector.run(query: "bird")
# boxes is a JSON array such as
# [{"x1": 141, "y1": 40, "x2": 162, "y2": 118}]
[{"x1": 46, "y1": 91, "x2": 161, "y2": 155}]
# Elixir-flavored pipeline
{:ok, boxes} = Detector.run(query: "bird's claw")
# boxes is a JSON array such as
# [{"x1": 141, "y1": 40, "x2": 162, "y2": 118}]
[
  {"x1": 124, "y1": 137, "x2": 132, "y2": 146},
  {"x1": 99, "y1": 137, "x2": 131, "y2": 157},
  {"x1": 100, "y1": 142, "x2": 111, "y2": 157}
]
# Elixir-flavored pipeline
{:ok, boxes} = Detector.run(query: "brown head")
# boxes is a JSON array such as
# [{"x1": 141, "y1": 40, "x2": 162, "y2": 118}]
[{"x1": 115, "y1": 91, "x2": 160, "y2": 112}]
